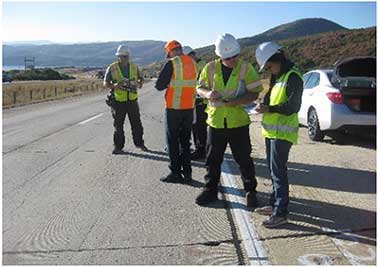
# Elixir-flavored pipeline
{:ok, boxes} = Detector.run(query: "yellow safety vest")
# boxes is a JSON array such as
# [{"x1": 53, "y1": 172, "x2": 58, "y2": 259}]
[
  {"x1": 262, "y1": 69, "x2": 302, "y2": 144},
  {"x1": 203, "y1": 59, "x2": 262, "y2": 129},
  {"x1": 196, "y1": 59, "x2": 208, "y2": 105},
  {"x1": 110, "y1": 61, "x2": 138, "y2": 102}
]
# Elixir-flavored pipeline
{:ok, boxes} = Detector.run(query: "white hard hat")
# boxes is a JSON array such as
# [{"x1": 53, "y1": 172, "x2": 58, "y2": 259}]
[
  {"x1": 214, "y1": 33, "x2": 240, "y2": 59},
  {"x1": 115, "y1": 45, "x2": 130, "y2": 56},
  {"x1": 255, "y1": 42, "x2": 282, "y2": 72},
  {"x1": 183, "y1": 46, "x2": 194, "y2": 55}
]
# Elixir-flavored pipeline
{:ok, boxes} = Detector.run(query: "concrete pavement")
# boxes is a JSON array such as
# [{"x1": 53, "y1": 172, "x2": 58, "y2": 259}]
[{"x1": 3, "y1": 81, "x2": 376, "y2": 265}]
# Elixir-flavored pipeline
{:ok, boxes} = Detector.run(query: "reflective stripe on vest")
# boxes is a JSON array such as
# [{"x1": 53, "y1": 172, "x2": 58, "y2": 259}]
[
  {"x1": 261, "y1": 123, "x2": 298, "y2": 133},
  {"x1": 165, "y1": 55, "x2": 198, "y2": 109},
  {"x1": 262, "y1": 69, "x2": 302, "y2": 144},
  {"x1": 110, "y1": 62, "x2": 138, "y2": 102}
]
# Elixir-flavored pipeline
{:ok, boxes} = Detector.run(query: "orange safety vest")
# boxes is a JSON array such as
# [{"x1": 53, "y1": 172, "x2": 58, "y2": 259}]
[{"x1": 165, "y1": 55, "x2": 198, "y2": 110}]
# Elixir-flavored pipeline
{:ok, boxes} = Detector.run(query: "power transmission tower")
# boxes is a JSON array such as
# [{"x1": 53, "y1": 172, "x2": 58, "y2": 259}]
[{"x1": 24, "y1": 56, "x2": 35, "y2": 70}]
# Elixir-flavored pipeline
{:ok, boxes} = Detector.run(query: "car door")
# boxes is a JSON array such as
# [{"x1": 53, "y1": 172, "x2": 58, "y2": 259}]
[
  {"x1": 301, "y1": 72, "x2": 320, "y2": 125},
  {"x1": 299, "y1": 72, "x2": 315, "y2": 123}
]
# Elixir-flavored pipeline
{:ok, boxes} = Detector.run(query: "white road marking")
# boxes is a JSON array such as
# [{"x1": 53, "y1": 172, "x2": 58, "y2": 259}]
[
  {"x1": 77, "y1": 113, "x2": 104, "y2": 125},
  {"x1": 221, "y1": 161, "x2": 269, "y2": 265}
]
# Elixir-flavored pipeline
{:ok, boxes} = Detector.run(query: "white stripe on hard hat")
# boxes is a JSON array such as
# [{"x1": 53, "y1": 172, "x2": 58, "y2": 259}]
[{"x1": 255, "y1": 42, "x2": 282, "y2": 72}]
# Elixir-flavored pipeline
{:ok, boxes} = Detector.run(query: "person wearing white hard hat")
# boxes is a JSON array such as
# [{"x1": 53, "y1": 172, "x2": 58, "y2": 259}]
[
  {"x1": 195, "y1": 33, "x2": 264, "y2": 207},
  {"x1": 254, "y1": 42, "x2": 303, "y2": 228},
  {"x1": 104, "y1": 44, "x2": 147, "y2": 154},
  {"x1": 184, "y1": 47, "x2": 208, "y2": 160}
]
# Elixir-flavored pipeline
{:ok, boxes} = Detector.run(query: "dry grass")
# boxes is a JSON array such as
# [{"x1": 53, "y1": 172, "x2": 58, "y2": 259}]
[{"x1": 3, "y1": 79, "x2": 104, "y2": 108}]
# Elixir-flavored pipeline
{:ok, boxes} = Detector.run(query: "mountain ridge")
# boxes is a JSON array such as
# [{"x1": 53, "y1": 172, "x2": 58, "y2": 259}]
[{"x1": 3, "y1": 18, "x2": 374, "y2": 69}]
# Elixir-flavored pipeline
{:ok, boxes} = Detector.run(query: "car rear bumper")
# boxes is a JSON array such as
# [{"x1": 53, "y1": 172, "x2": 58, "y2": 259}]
[{"x1": 322, "y1": 104, "x2": 376, "y2": 130}]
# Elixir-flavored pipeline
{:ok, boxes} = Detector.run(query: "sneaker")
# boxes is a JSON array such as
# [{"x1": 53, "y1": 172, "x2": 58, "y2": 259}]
[
  {"x1": 136, "y1": 144, "x2": 148, "y2": 151},
  {"x1": 190, "y1": 149, "x2": 206, "y2": 160},
  {"x1": 262, "y1": 215, "x2": 288, "y2": 228},
  {"x1": 112, "y1": 148, "x2": 123, "y2": 155},
  {"x1": 160, "y1": 174, "x2": 183, "y2": 183},
  {"x1": 195, "y1": 189, "x2": 218, "y2": 205},
  {"x1": 246, "y1": 191, "x2": 258, "y2": 207},
  {"x1": 182, "y1": 173, "x2": 192, "y2": 183},
  {"x1": 255, "y1": 206, "x2": 273, "y2": 216}
]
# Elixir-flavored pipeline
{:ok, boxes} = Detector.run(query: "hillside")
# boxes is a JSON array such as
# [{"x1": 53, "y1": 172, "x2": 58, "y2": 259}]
[
  {"x1": 195, "y1": 18, "x2": 347, "y2": 57},
  {"x1": 3, "y1": 40, "x2": 166, "y2": 67},
  {"x1": 198, "y1": 27, "x2": 376, "y2": 74}
]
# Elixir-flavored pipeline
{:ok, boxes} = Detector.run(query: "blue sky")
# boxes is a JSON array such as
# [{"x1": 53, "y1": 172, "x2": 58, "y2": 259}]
[{"x1": 2, "y1": 1, "x2": 376, "y2": 48}]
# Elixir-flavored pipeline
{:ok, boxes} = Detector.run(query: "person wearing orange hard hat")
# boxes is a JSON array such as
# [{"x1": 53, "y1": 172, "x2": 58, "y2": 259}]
[{"x1": 155, "y1": 40, "x2": 199, "y2": 183}]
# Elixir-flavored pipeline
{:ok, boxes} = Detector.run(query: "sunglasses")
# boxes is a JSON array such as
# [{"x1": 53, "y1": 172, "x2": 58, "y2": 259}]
[{"x1": 224, "y1": 54, "x2": 239, "y2": 61}]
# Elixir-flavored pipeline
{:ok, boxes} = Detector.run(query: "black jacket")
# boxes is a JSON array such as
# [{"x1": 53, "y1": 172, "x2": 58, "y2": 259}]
[
  {"x1": 155, "y1": 61, "x2": 173, "y2": 91},
  {"x1": 263, "y1": 60, "x2": 304, "y2": 116}
]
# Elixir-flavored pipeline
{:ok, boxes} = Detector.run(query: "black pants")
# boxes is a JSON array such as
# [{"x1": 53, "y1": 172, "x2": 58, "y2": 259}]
[
  {"x1": 165, "y1": 109, "x2": 193, "y2": 176},
  {"x1": 192, "y1": 104, "x2": 208, "y2": 151},
  {"x1": 112, "y1": 100, "x2": 144, "y2": 149},
  {"x1": 205, "y1": 125, "x2": 257, "y2": 192}
]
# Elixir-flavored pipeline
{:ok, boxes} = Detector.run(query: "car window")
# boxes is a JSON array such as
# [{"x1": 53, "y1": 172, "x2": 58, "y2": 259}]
[
  {"x1": 302, "y1": 73, "x2": 312, "y2": 87},
  {"x1": 303, "y1": 73, "x2": 314, "y2": 89},
  {"x1": 305, "y1": 72, "x2": 320, "y2": 89}
]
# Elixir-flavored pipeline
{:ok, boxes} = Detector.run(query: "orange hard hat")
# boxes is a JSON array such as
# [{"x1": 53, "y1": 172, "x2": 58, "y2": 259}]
[{"x1": 164, "y1": 40, "x2": 182, "y2": 55}]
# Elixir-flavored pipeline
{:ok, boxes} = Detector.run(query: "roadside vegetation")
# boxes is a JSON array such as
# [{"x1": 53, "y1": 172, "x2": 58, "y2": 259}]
[{"x1": 5, "y1": 68, "x2": 75, "y2": 81}]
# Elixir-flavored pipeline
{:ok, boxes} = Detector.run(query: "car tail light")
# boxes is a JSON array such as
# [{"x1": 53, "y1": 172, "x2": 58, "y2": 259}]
[{"x1": 326, "y1": 92, "x2": 343, "y2": 104}]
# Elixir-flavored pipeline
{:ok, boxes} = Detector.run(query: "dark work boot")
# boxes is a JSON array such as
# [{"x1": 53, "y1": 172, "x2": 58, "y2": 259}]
[
  {"x1": 246, "y1": 191, "x2": 258, "y2": 208},
  {"x1": 112, "y1": 147, "x2": 124, "y2": 155},
  {"x1": 195, "y1": 188, "x2": 218, "y2": 206},
  {"x1": 190, "y1": 149, "x2": 206, "y2": 160},
  {"x1": 262, "y1": 215, "x2": 288, "y2": 228},
  {"x1": 160, "y1": 173, "x2": 183, "y2": 183},
  {"x1": 182, "y1": 172, "x2": 192, "y2": 183}
]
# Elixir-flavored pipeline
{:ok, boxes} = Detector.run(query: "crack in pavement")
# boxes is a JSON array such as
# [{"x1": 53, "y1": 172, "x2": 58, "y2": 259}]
[{"x1": 3, "y1": 238, "x2": 242, "y2": 255}]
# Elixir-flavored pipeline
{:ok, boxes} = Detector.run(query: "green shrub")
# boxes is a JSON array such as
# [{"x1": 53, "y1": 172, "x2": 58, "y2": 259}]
[{"x1": 5, "y1": 68, "x2": 75, "y2": 81}]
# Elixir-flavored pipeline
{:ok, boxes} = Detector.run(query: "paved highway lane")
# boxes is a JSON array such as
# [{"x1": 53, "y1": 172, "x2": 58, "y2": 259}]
[
  {"x1": 3, "y1": 81, "x2": 376, "y2": 265},
  {"x1": 3, "y1": 82, "x2": 247, "y2": 265}
]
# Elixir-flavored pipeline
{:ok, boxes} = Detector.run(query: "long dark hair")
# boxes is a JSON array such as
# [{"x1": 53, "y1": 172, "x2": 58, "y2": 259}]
[
  {"x1": 267, "y1": 51, "x2": 286, "y2": 65},
  {"x1": 267, "y1": 51, "x2": 290, "y2": 88}
]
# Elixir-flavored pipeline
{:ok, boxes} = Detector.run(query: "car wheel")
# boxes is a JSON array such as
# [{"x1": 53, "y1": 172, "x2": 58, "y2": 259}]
[{"x1": 307, "y1": 108, "x2": 324, "y2": 141}]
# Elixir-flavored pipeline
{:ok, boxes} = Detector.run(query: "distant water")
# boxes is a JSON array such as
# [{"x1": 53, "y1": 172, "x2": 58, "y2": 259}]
[
  {"x1": 3, "y1": 65, "x2": 103, "y2": 71},
  {"x1": 3, "y1": 65, "x2": 25, "y2": 71}
]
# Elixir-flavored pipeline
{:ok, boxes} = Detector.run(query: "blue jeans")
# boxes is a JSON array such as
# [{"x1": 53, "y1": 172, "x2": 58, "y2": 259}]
[
  {"x1": 165, "y1": 109, "x2": 193, "y2": 176},
  {"x1": 265, "y1": 138, "x2": 292, "y2": 217}
]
